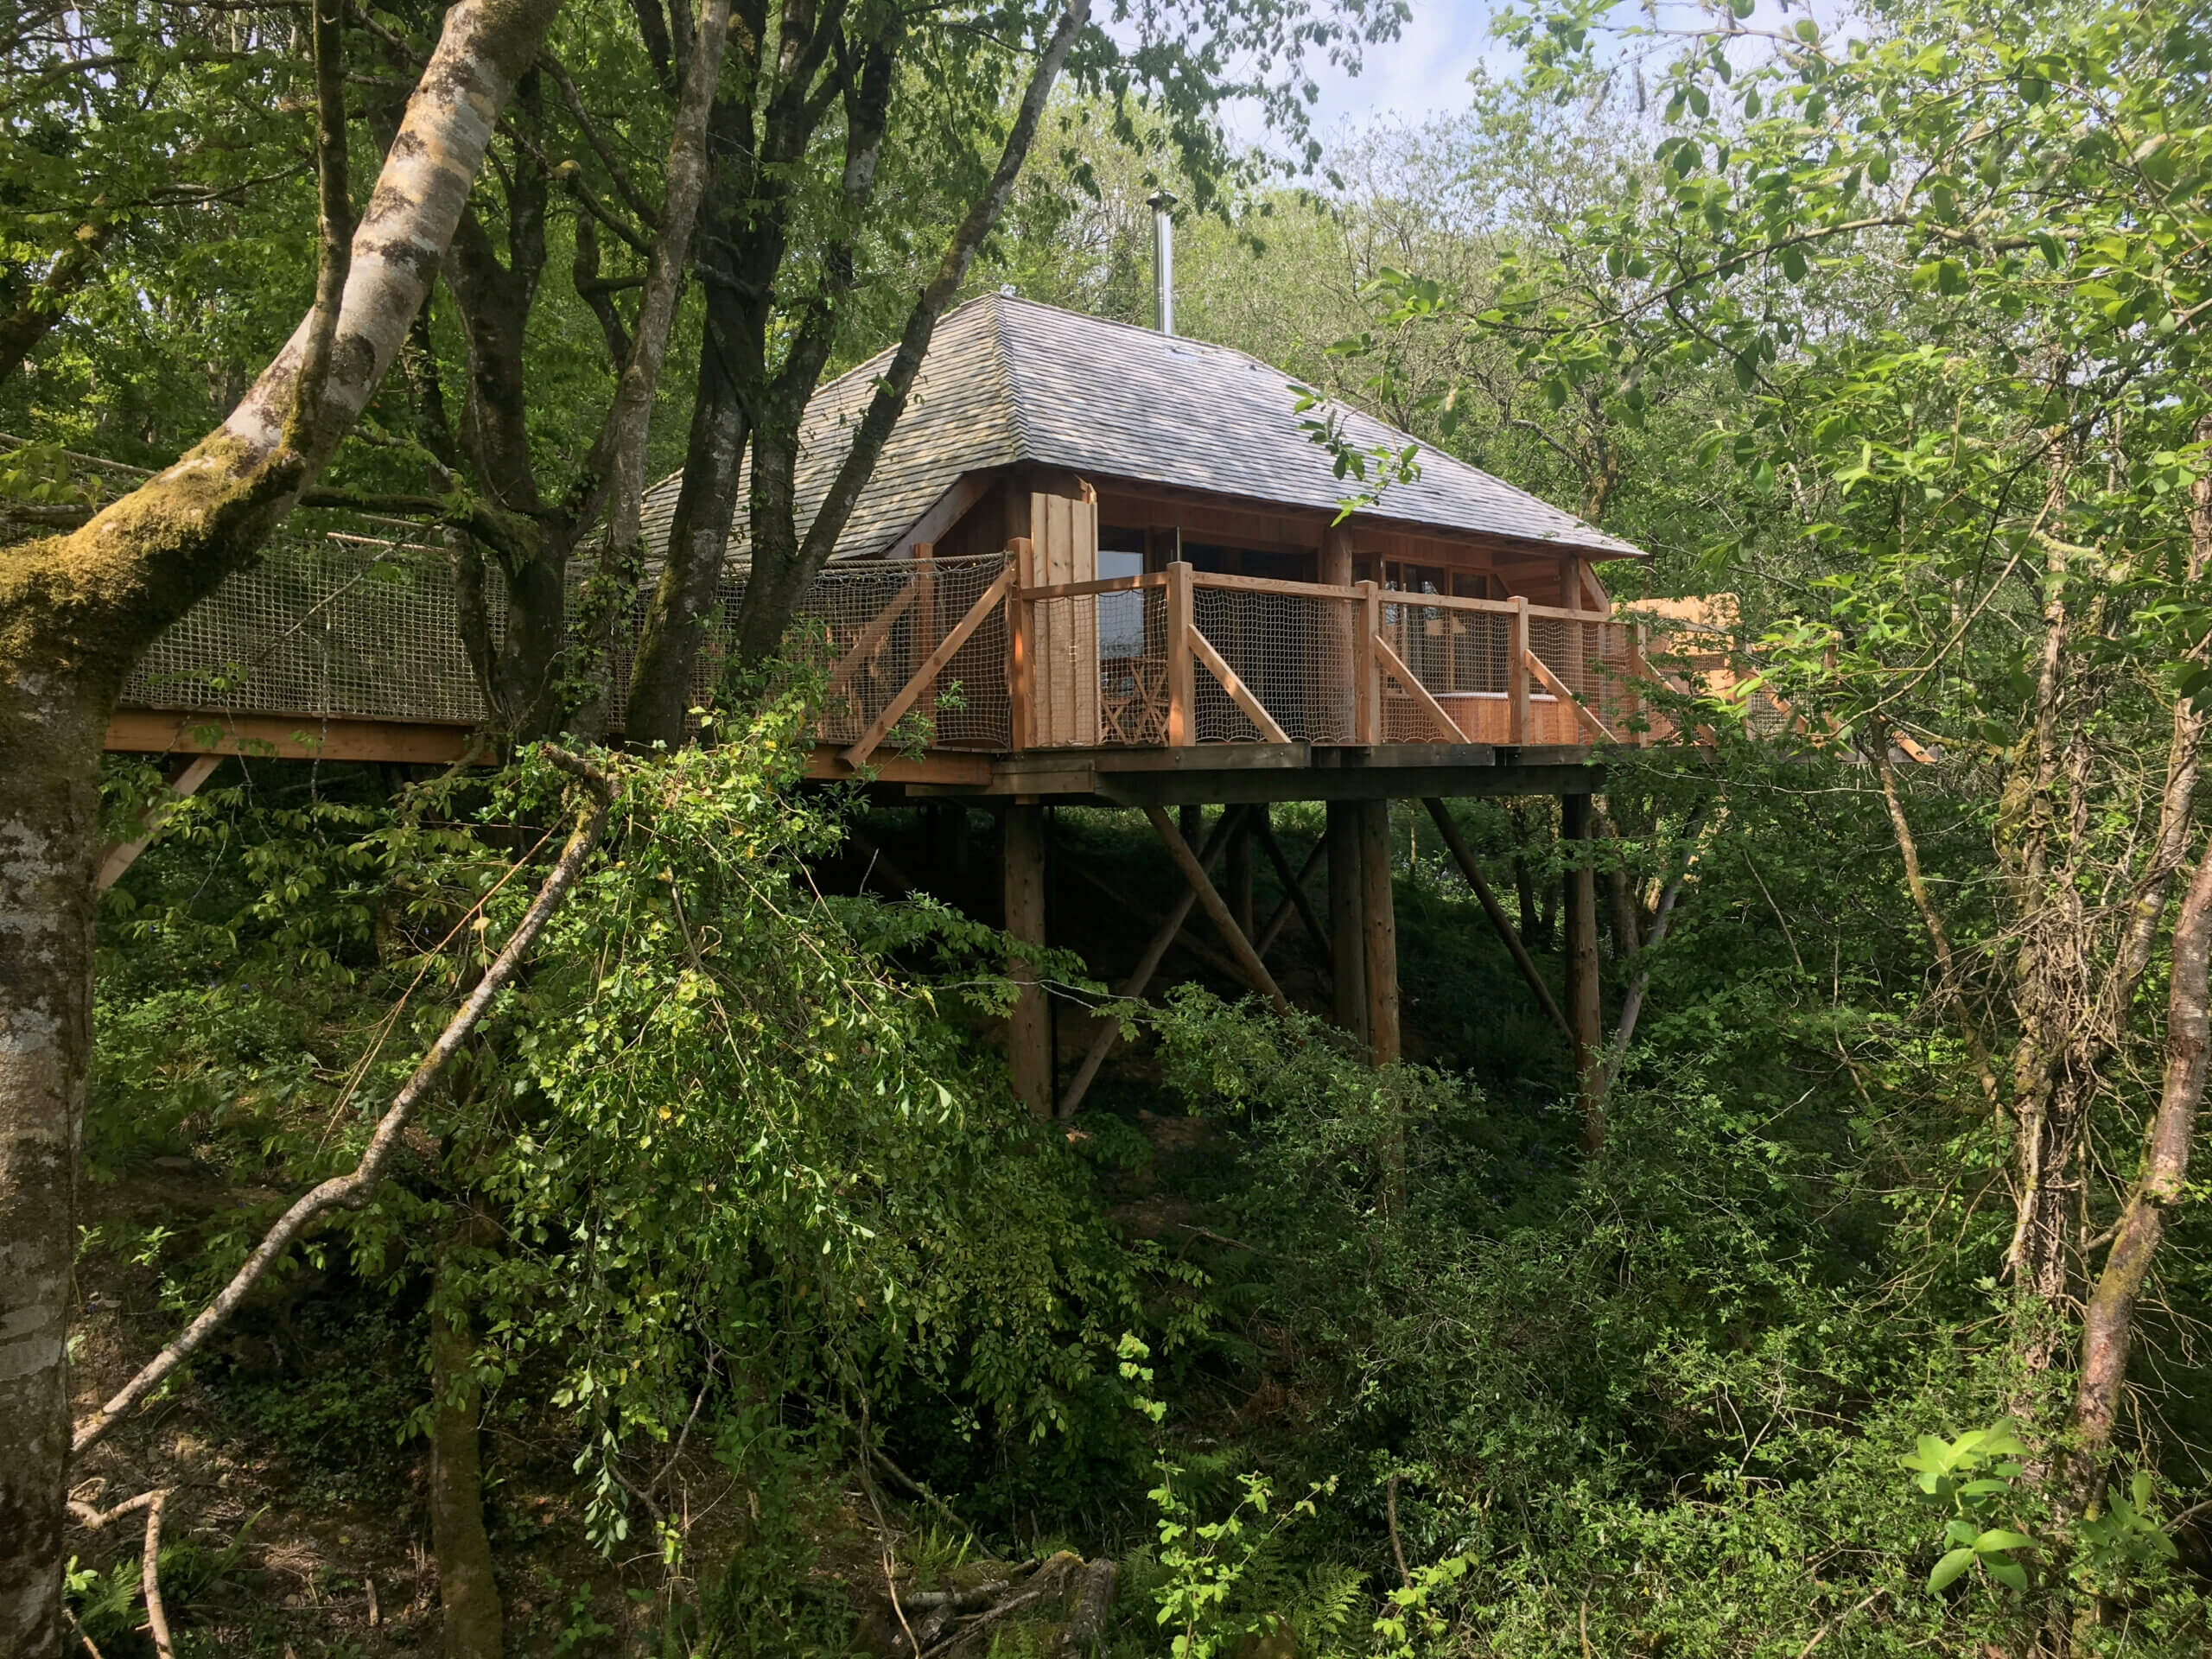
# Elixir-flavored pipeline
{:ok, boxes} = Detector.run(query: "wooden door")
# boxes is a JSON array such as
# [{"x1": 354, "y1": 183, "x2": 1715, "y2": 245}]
[{"x1": 1022, "y1": 492, "x2": 1098, "y2": 747}]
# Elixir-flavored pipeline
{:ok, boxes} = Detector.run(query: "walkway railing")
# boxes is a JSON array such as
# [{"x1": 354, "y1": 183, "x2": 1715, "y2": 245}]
[
  {"x1": 836, "y1": 556, "x2": 1680, "y2": 766},
  {"x1": 121, "y1": 537, "x2": 1686, "y2": 759}
]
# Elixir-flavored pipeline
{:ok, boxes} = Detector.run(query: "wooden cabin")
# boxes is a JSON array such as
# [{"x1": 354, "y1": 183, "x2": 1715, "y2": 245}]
[
  {"x1": 630, "y1": 292, "x2": 1662, "y2": 784},
  {"x1": 108, "y1": 293, "x2": 1696, "y2": 1118}
]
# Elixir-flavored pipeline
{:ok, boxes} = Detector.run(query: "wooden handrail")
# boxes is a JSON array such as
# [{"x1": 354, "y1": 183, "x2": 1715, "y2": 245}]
[
  {"x1": 842, "y1": 564, "x2": 1015, "y2": 766},
  {"x1": 1015, "y1": 571, "x2": 1166, "y2": 601},
  {"x1": 1188, "y1": 565, "x2": 1598, "y2": 623}
]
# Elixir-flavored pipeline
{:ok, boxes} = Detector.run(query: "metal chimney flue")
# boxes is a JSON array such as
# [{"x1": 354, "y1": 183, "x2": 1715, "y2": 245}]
[{"x1": 1146, "y1": 190, "x2": 1177, "y2": 336}]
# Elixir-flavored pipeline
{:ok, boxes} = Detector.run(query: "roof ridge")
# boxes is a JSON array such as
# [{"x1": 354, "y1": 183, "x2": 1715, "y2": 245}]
[{"x1": 986, "y1": 294, "x2": 1031, "y2": 458}]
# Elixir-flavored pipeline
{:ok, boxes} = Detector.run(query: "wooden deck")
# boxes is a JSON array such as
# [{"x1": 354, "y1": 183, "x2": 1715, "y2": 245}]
[{"x1": 106, "y1": 548, "x2": 1694, "y2": 796}]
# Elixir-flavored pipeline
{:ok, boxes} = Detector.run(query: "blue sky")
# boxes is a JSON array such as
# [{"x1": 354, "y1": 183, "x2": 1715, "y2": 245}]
[{"x1": 1283, "y1": 0, "x2": 1503, "y2": 137}]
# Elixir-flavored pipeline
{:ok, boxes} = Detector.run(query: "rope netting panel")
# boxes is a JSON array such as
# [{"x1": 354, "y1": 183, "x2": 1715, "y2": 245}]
[
  {"x1": 1191, "y1": 585, "x2": 1358, "y2": 744},
  {"x1": 790, "y1": 555, "x2": 1012, "y2": 751},
  {"x1": 123, "y1": 533, "x2": 490, "y2": 722}
]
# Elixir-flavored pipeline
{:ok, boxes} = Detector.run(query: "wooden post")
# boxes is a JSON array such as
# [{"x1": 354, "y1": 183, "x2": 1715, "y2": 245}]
[
  {"x1": 1322, "y1": 525, "x2": 1357, "y2": 739},
  {"x1": 1142, "y1": 806, "x2": 1294, "y2": 1018},
  {"x1": 1328, "y1": 800, "x2": 1368, "y2": 1048},
  {"x1": 1358, "y1": 798, "x2": 1400, "y2": 1066},
  {"x1": 1355, "y1": 579, "x2": 1381, "y2": 744},
  {"x1": 1004, "y1": 803, "x2": 1052, "y2": 1117},
  {"x1": 1629, "y1": 620, "x2": 1648, "y2": 747},
  {"x1": 1421, "y1": 798, "x2": 1572, "y2": 1044},
  {"x1": 1560, "y1": 557, "x2": 1588, "y2": 712},
  {"x1": 1007, "y1": 536, "x2": 1035, "y2": 751},
  {"x1": 1166, "y1": 559, "x2": 1196, "y2": 746},
  {"x1": 1508, "y1": 595, "x2": 1531, "y2": 745},
  {"x1": 1561, "y1": 791, "x2": 1604, "y2": 1151},
  {"x1": 1228, "y1": 806, "x2": 1257, "y2": 940}
]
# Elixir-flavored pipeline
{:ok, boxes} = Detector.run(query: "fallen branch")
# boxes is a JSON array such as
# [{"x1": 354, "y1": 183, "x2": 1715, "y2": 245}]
[
  {"x1": 142, "y1": 1489, "x2": 175, "y2": 1659},
  {"x1": 73, "y1": 748, "x2": 615, "y2": 1453}
]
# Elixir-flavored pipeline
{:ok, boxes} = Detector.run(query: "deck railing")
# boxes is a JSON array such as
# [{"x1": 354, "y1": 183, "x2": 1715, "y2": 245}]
[
  {"x1": 122, "y1": 537, "x2": 1687, "y2": 758},
  {"x1": 835, "y1": 556, "x2": 1680, "y2": 766}
]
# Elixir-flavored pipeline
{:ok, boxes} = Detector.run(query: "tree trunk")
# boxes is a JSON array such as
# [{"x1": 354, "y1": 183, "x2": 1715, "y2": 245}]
[
  {"x1": 0, "y1": 3, "x2": 560, "y2": 1648},
  {"x1": 728, "y1": 0, "x2": 1093, "y2": 668},
  {"x1": 430, "y1": 1239, "x2": 503, "y2": 1659},
  {"x1": 2070, "y1": 832, "x2": 2212, "y2": 1499}
]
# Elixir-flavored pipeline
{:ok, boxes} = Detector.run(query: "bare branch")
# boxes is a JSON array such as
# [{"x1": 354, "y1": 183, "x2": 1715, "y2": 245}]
[{"x1": 72, "y1": 751, "x2": 614, "y2": 1454}]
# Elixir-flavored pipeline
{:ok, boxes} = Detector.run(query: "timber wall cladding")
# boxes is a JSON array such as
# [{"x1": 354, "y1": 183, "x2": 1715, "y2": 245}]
[{"x1": 1023, "y1": 492, "x2": 1099, "y2": 747}]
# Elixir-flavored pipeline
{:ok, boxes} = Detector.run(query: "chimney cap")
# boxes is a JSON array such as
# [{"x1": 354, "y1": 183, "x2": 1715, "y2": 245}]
[{"x1": 1145, "y1": 189, "x2": 1178, "y2": 212}]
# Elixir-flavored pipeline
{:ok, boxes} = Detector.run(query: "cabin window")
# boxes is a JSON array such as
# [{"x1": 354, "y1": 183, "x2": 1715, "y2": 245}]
[{"x1": 1097, "y1": 547, "x2": 1147, "y2": 657}]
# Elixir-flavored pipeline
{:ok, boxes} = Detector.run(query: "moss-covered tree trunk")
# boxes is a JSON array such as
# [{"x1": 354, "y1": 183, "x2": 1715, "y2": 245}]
[
  {"x1": 430, "y1": 1227, "x2": 504, "y2": 1659},
  {"x1": 0, "y1": 4, "x2": 560, "y2": 1648}
]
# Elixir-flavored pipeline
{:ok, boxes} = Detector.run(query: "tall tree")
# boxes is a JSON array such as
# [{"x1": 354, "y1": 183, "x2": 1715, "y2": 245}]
[
  {"x1": 0, "y1": 1, "x2": 561, "y2": 1647},
  {"x1": 1437, "y1": 0, "x2": 2212, "y2": 1534},
  {"x1": 622, "y1": 0, "x2": 1409, "y2": 742}
]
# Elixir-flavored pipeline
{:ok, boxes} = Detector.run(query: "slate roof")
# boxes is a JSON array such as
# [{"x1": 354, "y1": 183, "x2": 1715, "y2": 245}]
[{"x1": 638, "y1": 292, "x2": 1645, "y2": 565}]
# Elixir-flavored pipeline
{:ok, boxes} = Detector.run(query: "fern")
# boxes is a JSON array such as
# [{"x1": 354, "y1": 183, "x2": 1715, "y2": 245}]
[{"x1": 1290, "y1": 1562, "x2": 1370, "y2": 1654}]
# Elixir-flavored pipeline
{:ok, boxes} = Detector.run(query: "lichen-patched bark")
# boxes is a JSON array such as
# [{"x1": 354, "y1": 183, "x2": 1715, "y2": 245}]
[{"x1": 0, "y1": 2, "x2": 559, "y2": 1647}]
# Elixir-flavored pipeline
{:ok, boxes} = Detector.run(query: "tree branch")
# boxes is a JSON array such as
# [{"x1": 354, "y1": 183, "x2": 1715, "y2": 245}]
[{"x1": 71, "y1": 750, "x2": 614, "y2": 1455}]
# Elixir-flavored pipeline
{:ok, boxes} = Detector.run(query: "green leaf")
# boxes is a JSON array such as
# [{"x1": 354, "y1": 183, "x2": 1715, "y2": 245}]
[
  {"x1": 1984, "y1": 1560, "x2": 2028, "y2": 1592},
  {"x1": 1928, "y1": 1548, "x2": 1977, "y2": 1592},
  {"x1": 1972, "y1": 1529, "x2": 2036, "y2": 1553}
]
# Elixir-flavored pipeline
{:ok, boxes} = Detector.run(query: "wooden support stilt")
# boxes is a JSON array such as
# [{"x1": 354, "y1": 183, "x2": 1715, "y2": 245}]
[
  {"x1": 1058, "y1": 810, "x2": 1244, "y2": 1119},
  {"x1": 1357, "y1": 798, "x2": 1400, "y2": 1066},
  {"x1": 1561, "y1": 791, "x2": 1605, "y2": 1151},
  {"x1": 1227, "y1": 807, "x2": 1256, "y2": 940},
  {"x1": 1253, "y1": 815, "x2": 1331, "y2": 969},
  {"x1": 1327, "y1": 800, "x2": 1368, "y2": 1048},
  {"x1": 96, "y1": 753, "x2": 223, "y2": 893},
  {"x1": 1004, "y1": 803, "x2": 1052, "y2": 1118},
  {"x1": 1143, "y1": 806, "x2": 1294, "y2": 1019},
  {"x1": 1062, "y1": 859, "x2": 1254, "y2": 988},
  {"x1": 1421, "y1": 798, "x2": 1573, "y2": 1045}
]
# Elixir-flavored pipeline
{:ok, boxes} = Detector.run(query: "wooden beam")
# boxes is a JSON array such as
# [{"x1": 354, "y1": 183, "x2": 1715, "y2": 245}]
[
  {"x1": 105, "y1": 709, "x2": 481, "y2": 765},
  {"x1": 1252, "y1": 814, "x2": 1332, "y2": 969},
  {"x1": 1142, "y1": 805, "x2": 1294, "y2": 1018},
  {"x1": 842, "y1": 563, "x2": 1014, "y2": 766},
  {"x1": 1255, "y1": 832, "x2": 1326, "y2": 963},
  {"x1": 1064, "y1": 851, "x2": 1251, "y2": 988},
  {"x1": 1057, "y1": 809, "x2": 1243, "y2": 1119},
  {"x1": 881, "y1": 472, "x2": 995, "y2": 556},
  {"x1": 1524, "y1": 648, "x2": 1620, "y2": 745},
  {"x1": 1189, "y1": 626, "x2": 1290, "y2": 744},
  {"x1": 1508, "y1": 598, "x2": 1530, "y2": 744},
  {"x1": 827, "y1": 575, "x2": 918, "y2": 695},
  {"x1": 1421, "y1": 798, "x2": 1572, "y2": 1045},
  {"x1": 1355, "y1": 581, "x2": 1382, "y2": 743},
  {"x1": 1166, "y1": 561, "x2": 1196, "y2": 746},
  {"x1": 1371, "y1": 633, "x2": 1464, "y2": 744},
  {"x1": 95, "y1": 753, "x2": 222, "y2": 893}
]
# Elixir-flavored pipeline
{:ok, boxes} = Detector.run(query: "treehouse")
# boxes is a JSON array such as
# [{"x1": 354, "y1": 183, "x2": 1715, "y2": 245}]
[{"x1": 107, "y1": 291, "x2": 1697, "y2": 1116}]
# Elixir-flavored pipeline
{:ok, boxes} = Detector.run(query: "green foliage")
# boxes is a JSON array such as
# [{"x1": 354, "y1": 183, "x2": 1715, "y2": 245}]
[{"x1": 1900, "y1": 1423, "x2": 2037, "y2": 1592}]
